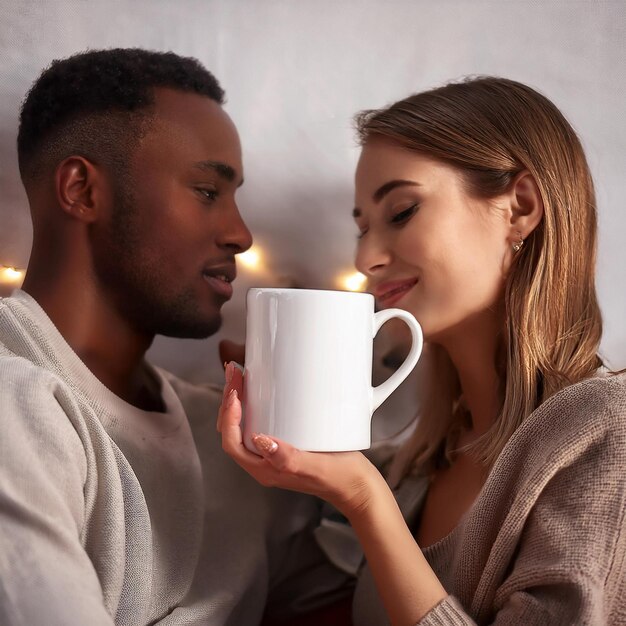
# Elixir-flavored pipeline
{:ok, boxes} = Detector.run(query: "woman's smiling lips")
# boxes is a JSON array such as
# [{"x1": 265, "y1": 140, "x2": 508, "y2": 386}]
[{"x1": 372, "y1": 278, "x2": 419, "y2": 307}]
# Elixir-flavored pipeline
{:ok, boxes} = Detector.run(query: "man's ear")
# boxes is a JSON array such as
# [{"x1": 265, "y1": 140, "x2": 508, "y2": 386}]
[
  {"x1": 509, "y1": 170, "x2": 544, "y2": 242},
  {"x1": 55, "y1": 156, "x2": 104, "y2": 223}
]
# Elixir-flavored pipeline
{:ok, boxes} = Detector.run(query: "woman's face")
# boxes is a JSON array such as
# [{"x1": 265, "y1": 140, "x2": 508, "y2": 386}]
[{"x1": 354, "y1": 138, "x2": 512, "y2": 342}]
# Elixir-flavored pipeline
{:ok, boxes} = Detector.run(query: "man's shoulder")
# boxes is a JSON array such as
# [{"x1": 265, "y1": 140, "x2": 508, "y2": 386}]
[
  {"x1": 0, "y1": 348, "x2": 102, "y2": 455},
  {"x1": 0, "y1": 349, "x2": 69, "y2": 396},
  {"x1": 0, "y1": 351, "x2": 89, "y2": 476}
]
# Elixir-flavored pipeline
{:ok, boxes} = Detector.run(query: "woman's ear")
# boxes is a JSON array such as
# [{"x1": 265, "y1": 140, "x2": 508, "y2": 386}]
[
  {"x1": 55, "y1": 156, "x2": 102, "y2": 223},
  {"x1": 509, "y1": 170, "x2": 544, "y2": 243}
]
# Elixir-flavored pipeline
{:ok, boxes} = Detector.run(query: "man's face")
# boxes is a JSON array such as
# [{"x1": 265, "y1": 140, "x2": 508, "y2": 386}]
[{"x1": 92, "y1": 88, "x2": 252, "y2": 338}]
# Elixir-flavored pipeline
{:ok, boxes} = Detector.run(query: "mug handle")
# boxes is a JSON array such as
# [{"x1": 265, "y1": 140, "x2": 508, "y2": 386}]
[{"x1": 371, "y1": 309, "x2": 423, "y2": 412}]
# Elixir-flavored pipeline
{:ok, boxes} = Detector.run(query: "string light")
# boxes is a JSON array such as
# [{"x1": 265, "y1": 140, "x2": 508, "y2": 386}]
[
  {"x1": 0, "y1": 266, "x2": 25, "y2": 290},
  {"x1": 238, "y1": 247, "x2": 262, "y2": 270},
  {"x1": 340, "y1": 271, "x2": 367, "y2": 292}
]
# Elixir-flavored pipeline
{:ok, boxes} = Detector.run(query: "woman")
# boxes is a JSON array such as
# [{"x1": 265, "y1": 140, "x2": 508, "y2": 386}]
[{"x1": 219, "y1": 77, "x2": 626, "y2": 625}]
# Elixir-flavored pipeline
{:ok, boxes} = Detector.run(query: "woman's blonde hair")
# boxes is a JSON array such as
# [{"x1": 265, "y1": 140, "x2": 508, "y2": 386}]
[{"x1": 355, "y1": 77, "x2": 603, "y2": 482}]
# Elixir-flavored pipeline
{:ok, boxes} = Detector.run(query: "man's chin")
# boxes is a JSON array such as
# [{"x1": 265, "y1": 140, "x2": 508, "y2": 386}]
[{"x1": 158, "y1": 312, "x2": 223, "y2": 340}]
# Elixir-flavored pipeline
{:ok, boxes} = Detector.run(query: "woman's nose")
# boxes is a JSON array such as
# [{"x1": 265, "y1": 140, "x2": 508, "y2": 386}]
[{"x1": 355, "y1": 234, "x2": 392, "y2": 277}]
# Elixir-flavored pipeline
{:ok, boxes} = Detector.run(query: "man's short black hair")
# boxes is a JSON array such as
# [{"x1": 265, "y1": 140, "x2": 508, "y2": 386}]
[{"x1": 17, "y1": 48, "x2": 225, "y2": 185}]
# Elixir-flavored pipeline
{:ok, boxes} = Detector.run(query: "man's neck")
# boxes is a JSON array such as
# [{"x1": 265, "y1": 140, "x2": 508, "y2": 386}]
[{"x1": 22, "y1": 271, "x2": 163, "y2": 412}]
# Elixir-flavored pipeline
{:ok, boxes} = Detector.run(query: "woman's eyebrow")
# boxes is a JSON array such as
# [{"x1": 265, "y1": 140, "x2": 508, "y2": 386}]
[
  {"x1": 372, "y1": 179, "x2": 421, "y2": 202},
  {"x1": 353, "y1": 179, "x2": 422, "y2": 217}
]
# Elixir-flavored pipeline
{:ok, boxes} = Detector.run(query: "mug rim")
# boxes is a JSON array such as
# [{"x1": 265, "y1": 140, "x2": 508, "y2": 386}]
[{"x1": 247, "y1": 287, "x2": 373, "y2": 299}]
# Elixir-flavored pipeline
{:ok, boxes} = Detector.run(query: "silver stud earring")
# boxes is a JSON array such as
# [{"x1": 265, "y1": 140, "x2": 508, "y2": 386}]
[{"x1": 512, "y1": 232, "x2": 524, "y2": 253}]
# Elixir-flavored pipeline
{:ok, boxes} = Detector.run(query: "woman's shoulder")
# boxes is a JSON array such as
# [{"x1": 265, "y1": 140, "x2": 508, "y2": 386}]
[
  {"x1": 535, "y1": 370, "x2": 626, "y2": 430},
  {"x1": 501, "y1": 371, "x2": 626, "y2": 474}
]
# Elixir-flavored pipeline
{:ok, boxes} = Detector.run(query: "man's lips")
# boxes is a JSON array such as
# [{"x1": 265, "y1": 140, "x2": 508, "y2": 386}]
[
  {"x1": 372, "y1": 278, "x2": 419, "y2": 306},
  {"x1": 202, "y1": 263, "x2": 236, "y2": 299}
]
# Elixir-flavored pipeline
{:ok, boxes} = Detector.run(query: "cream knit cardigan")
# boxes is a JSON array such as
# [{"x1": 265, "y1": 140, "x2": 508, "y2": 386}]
[{"x1": 0, "y1": 291, "x2": 349, "y2": 625}]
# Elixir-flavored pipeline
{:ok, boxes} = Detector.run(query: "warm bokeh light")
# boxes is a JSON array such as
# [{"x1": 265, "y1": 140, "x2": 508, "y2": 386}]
[
  {"x1": 341, "y1": 271, "x2": 367, "y2": 292},
  {"x1": 238, "y1": 247, "x2": 262, "y2": 270},
  {"x1": 0, "y1": 266, "x2": 25, "y2": 287}
]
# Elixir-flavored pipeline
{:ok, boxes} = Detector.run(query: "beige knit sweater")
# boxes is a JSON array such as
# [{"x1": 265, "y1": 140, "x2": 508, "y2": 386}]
[
  {"x1": 0, "y1": 291, "x2": 350, "y2": 625},
  {"x1": 352, "y1": 372, "x2": 626, "y2": 625}
]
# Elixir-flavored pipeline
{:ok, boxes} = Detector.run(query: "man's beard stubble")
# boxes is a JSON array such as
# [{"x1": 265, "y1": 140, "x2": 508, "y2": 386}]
[{"x1": 91, "y1": 179, "x2": 223, "y2": 340}]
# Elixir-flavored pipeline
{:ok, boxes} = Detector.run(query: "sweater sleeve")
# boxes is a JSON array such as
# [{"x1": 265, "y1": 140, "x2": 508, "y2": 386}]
[
  {"x1": 417, "y1": 387, "x2": 626, "y2": 626},
  {"x1": 489, "y1": 421, "x2": 626, "y2": 624},
  {"x1": 0, "y1": 357, "x2": 115, "y2": 626}
]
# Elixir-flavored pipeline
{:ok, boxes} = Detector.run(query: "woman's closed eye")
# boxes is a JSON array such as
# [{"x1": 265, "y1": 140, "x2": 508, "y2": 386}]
[
  {"x1": 356, "y1": 203, "x2": 419, "y2": 239},
  {"x1": 391, "y1": 203, "x2": 419, "y2": 225}
]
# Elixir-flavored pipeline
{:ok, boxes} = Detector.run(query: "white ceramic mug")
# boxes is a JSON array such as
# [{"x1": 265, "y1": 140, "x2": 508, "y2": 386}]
[{"x1": 242, "y1": 288, "x2": 423, "y2": 452}]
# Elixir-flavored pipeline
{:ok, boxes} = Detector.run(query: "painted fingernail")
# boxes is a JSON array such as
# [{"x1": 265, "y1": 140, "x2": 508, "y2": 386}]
[
  {"x1": 225, "y1": 362, "x2": 234, "y2": 385},
  {"x1": 225, "y1": 388, "x2": 238, "y2": 408},
  {"x1": 252, "y1": 434, "x2": 278, "y2": 455}
]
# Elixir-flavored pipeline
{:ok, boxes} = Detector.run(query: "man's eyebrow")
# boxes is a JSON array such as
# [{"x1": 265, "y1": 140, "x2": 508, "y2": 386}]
[
  {"x1": 353, "y1": 179, "x2": 422, "y2": 218},
  {"x1": 193, "y1": 160, "x2": 243, "y2": 186}
]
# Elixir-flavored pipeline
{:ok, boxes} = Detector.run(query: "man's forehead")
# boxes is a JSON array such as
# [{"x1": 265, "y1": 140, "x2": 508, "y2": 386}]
[
  {"x1": 148, "y1": 88, "x2": 232, "y2": 135},
  {"x1": 137, "y1": 88, "x2": 242, "y2": 172}
]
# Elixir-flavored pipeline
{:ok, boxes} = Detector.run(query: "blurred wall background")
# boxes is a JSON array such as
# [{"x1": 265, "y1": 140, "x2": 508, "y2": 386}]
[{"x1": 1, "y1": 0, "x2": 624, "y2": 435}]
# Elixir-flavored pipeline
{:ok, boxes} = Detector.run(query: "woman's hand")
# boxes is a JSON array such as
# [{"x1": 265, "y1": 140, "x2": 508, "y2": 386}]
[
  {"x1": 218, "y1": 362, "x2": 386, "y2": 518},
  {"x1": 218, "y1": 362, "x2": 448, "y2": 624}
]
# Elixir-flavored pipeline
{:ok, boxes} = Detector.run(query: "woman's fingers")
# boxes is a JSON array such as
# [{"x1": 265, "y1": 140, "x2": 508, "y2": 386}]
[
  {"x1": 216, "y1": 378, "x2": 378, "y2": 513},
  {"x1": 217, "y1": 361, "x2": 244, "y2": 432},
  {"x1": 251, "y1": 434, "x2": 303, "y2": 474},
  {"x1": 221, "y1": 361, "x2": 244, "y2": 398},
  {"x1": 251, "y1": 433, "x2": 279, "y2": 455},
  {"x1": 229, "y1": 362, "x2": 244, "y2": 395},
  {"x1": 218, "y1": 390, "x2": 312, "y2": 487},
  {"x1": 219, "y1": 387, "x2": 269, "y2": 471},
  {"x1": 251, "y1": 434, "x2": 295, "y2": 473},
  {"x1": 220, "y1": 389, "x2": 243, "y2": 447}
]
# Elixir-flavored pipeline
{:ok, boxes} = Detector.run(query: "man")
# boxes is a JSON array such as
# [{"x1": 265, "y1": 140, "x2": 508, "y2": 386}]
[{"x1": 0, "y1": 49, "x2": 349, "y2": 625}]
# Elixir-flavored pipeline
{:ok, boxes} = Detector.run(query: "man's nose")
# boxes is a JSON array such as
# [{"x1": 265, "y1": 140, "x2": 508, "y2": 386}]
[{"x1": 218, "y1": 205, "x2": 253, "y2": 254}]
